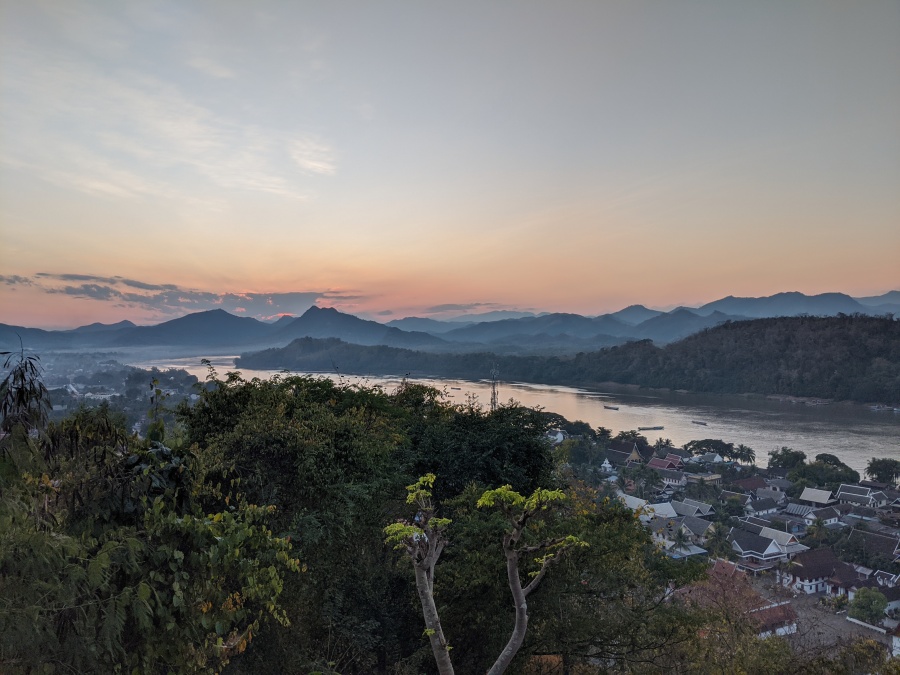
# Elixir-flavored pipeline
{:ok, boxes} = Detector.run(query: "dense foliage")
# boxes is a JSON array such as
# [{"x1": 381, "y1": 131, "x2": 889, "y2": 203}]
[
  {"x1": 239, "y1": 315, "x2": 900, "y2": 404},
  {"x1": 4, "y1": 352, "x2": 898, "y2": 673}
]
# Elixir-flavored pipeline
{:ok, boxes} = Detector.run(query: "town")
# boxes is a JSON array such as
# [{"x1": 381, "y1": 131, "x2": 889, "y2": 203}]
[{"x1": 549, "y1": 424, "x2": 900, "y2": 655}]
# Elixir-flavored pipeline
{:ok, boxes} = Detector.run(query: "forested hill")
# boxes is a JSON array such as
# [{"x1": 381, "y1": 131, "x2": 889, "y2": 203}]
[{"x1": 237, "y1": 315, "x2": 900, "y2": 404}]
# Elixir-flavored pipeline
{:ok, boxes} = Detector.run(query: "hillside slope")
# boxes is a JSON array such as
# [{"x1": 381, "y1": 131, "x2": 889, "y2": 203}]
[{"x1": 238, "y1": 315, "x2": 900, "y2": 404}]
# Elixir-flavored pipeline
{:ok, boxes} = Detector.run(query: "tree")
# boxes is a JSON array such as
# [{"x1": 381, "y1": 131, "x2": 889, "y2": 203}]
[
  {"x1": 788, "y1": 461, "x2": 859, "y2": 493},
  {"x1": 865, "y1": 457, "x2": 900, "y2": 485},
  {"x1": 816, "y1": 453, "x2": 844, "y2": 467},
  {"x1": 706, "y1": 521, "x2": 732, "y2": 558},
  {"x1": 384, "y1": 475, "x2": 454, "y2": 675},
  {"x1": 768, "y1": 446, "x2": 806, "y2": 469},
  {"x1": 684, "y1": 477, "x2": 718, "y2": 502},
  {"x1": 477, "y1": 485, "x2": 586, "y2": 674},
  {"x1": 805, "y1": 518, "x2": 828, "y2": 545},
  {"x1": 734, "y1": 444, "x2": 756, "y2": 465},
  {"x1": 849, "y1": 588, "x2": 887, "y2": 625},
  {"x1": 0, "y1": 357, "x2": 298, "y2": 674},
  {"x1": 620, "y1": 464, "x2": 662, "y2": 500},
  {"x1": 387, "y1": 479, "x2": 585, "y2": 675},
  {"x1": 670, "y1": 525, "x2": 691, "y2": 554},
  {"x1": 684, "y1": 439, "x2": 734, "y2": 460}
]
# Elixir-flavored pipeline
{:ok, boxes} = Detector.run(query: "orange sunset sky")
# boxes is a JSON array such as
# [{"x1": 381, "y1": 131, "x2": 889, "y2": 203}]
[{"x1": 1, "y1": 1, "x2": 898, "y2": 329}]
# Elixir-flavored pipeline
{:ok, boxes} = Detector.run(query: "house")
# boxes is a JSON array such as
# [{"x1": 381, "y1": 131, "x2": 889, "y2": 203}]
[
  {"x1": 663, "y1": 452, "x2": 687, "y2": 468},
  {"x1": 618, "y1": 493, "x2": 648, "y2": 513},
  {"x1": 605, "y1": 449, "x2": 634, "y2": 469},
  {"x1": 546, "y1": 429, "x2": 568, "y2": 445},
  {"x1": 671, "y1": 498, "x2": 715, "y2": 519},
  {"x1": 657, "y1": 468, "x2": 688, "y2": 490},
  {"x1": 738, "y1": 521, "x2": 808, "y2": 557},
  {"x1": 685, "y1": 471, "x2": 722, "y2": 486},
  {"x1": 769, "y1": 514, "x2": 807, "y2": 535},
  {"x1": 609, "y1": 440, "x2": 654, "y2": 464},
  {"x1": 766, "y1": 478, "x2": 794, "y2": 492},
  {"x1": 780, "y1": 547, "x2": 859, "y2": 595},
  {"x1": 646, "y1": 516, "x2": 707, "y2": 558},
  {"x1": 803, "y1": 507, "x2": 841, "y2": 527},
  {"x1": 784, "y1": 502, "x2": 814, "y2": 517},
  {"x1": 860, "y1": 480, "x2": 892, "y2": 491},
  {"x1": 753, "y1": 602, "x2": 799, "y2": 638},
  {"x1": 682, "y1": 515, "x2": 715, "y2": 543},
  {"x1": 875, "y1": 570, "x2": 899, "y2": 588},
  {"x1": 728, "y1": 529, "x2": 789, "y2": 571},
  {"x1": 846, "y1": 528, "x2": 900, "y2": 563},
  {"x1": 690, "y1": 452, "x2": 724, "y2": 464},
  {"x1": 732, "y1": 476, "x2": 768, "y2": 492},
  {"x1": 754, "y1": 488, "x2": 788, "y2": 505},
  {"x1": 799, "y1": 487, "x2": 834, "y2": 507},
  {"x1": 884, "y1": 586, "x2": 900, "y2": 614},
  {"x1": 644, "y1": 501, "x2": 678, "y2": 520},
  {"x1": 746, "y1": 498, "x2": 779, "y2": 517},
  {"x1": 647, "y1": 456, "x2": 679, "y2": 471},
  {"x1": 835, "y1": 484, "x2": 889, "y2": 509}
]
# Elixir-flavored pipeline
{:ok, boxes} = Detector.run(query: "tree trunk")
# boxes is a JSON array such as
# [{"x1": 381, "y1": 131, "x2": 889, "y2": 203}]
[
  {"x1": 413, "y1": 565, "x2": 454, "y2": 675},
  {"x1": 486, "y1": 551, "x2": 528, "y2": 675}
]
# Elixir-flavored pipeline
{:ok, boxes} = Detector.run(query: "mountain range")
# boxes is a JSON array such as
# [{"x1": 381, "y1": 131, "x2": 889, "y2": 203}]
[{"x1": 1, "y1": 290, "x2": 896, "y2": 355}]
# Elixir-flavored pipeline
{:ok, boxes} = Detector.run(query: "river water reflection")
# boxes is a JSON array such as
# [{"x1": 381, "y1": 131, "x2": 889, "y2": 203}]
[{"x1": 133, "y1": 356, "x2": 899, "y2": 476}]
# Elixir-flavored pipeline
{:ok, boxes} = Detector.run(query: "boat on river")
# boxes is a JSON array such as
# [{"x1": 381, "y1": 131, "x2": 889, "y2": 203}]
[
  {"x1": 692, "y1": 420, "x2": 707, "y2": 426},
  {"x1": 638, "y1": 426, "x2": 664, "y2": 431},
  {"x1": 604, "y1": 405, "x2": 619, "y2": 410}
]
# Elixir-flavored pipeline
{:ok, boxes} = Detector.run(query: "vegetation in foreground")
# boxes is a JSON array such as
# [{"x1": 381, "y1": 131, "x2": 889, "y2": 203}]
[{"x1": 1, "y1": 351, "x2": 897, "y2": 673}]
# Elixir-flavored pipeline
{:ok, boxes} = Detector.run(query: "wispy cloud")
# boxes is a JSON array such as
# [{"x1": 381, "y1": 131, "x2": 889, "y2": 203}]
[
  {"x1": 1, "y1": 12, "x2": 337, "y2": 204},
  {"x1": 425, "y1": 302, "x2": 498, "y2": 313},
  {"x1": 8, "y1": 273, "x2": 360, "y2": 321},
  {"x1": 0, "y1": 275, "x2": 34, "y2": 286},
  {"x1": 290, "y1": 137, "x2": 337, "y2": 176}
]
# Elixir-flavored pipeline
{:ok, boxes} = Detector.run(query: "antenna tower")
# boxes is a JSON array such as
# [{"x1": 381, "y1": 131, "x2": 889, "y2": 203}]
[{"x1": 490, "y1": 363, "x2": 499, "y2": 412}]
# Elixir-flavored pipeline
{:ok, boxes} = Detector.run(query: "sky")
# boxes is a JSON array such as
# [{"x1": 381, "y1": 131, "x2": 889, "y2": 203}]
[{"x1": 1, "y1": 0, "x2": 898, "y2": 329}]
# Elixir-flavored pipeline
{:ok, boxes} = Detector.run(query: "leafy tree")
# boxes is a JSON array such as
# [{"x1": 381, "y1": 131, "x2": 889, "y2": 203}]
[
  {"x1": 716, "y1": 497, "x2": 746, "y2": 523},
  {"x1": 849, "y1": 588, "x2": 887, "y2": 625},
  {"x1": 619, "y1": 464, "x2": 662, "y2": 500},
  {"x1": 685, "y1": 439, "x2": 734, "y2": 459},
  {"x1": 524, "y1": 485, "x2": 705, "y2": 669},
  {"x1": 384, "y1": 475, "x2": 454, "y2": 674},
  {"x1": 788, "y1": 461, "x2": 859, "y2": 493},
  {"x1": 683, "y1": 477, "x2": 719, "y2": 502},
  {"x1": 387, "y1": 478, "x2": 584, "y2": 675},
  {"x1": 816, "y1": 453, "x2": 844, "y2": 467},
  {"x1": 768, "y1": 446, "x2": 807, "y2": 469},
  {"x1": 179, "y1": 373, "x2": 412, "y2": 672},
  {"x1": 865, "y1": 457, "x2": 900, "y2": 484},
  {"x1": 0, "y1": 356, "x2": 297, "y2": 674},
  {"x1": 672, "y1": 561, "x2": 793, "y2": 672}
]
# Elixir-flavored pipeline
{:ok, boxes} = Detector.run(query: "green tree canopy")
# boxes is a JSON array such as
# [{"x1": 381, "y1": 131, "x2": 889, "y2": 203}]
[
  {"x1": 849, "y1": 588, "x2": 887, "y2": 625},
  {"x1": 768, "y1": 446, "x2": 807, "y2": 469},
  {"x1": 865, "y1": 458, "x2": 900, "y2": 484}
]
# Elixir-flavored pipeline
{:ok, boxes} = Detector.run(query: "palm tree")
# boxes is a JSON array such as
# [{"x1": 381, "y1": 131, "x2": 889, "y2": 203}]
[
  {"x1": 671, "y1": 526, "x2": 691, "y2": 555},
  {"x1": 735, "y1": 444, "x2": 756, "y2": 465},
  {"x1": 707, "y1": 522, "x2": 731, "y2": 558},
  {"x1": 806, "y1": 518, "x2": 827, "y2": 544}
]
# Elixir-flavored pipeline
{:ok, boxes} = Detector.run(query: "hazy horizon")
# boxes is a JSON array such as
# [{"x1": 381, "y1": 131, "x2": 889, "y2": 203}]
[
  {"x1": 3, "y1": 288, "x2": 898, "y2": 332},
  {"x1": 2, "y1": 1, "x2": 898, "y2": 329}
]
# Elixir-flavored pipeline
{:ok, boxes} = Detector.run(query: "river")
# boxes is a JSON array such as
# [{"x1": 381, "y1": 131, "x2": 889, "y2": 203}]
[{"x1": 131, "y1": 355, "x2": 900, "y2": 476}]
